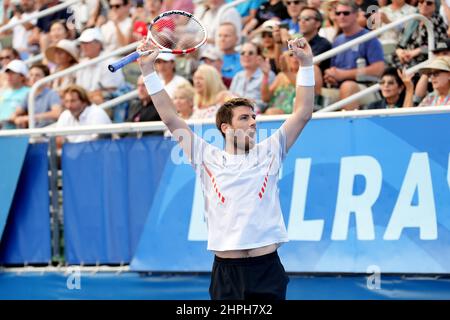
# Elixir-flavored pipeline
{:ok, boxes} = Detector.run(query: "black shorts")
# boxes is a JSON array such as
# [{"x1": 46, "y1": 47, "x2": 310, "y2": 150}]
[{"x1": 209, "y1": 250, "x2": 289, "y2": 300}]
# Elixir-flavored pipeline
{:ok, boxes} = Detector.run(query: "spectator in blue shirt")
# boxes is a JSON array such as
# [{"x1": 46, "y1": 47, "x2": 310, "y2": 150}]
[
  {"x1": 323, "y1": 0, "x2": 385, "y2": 110},
  {"x1": 230, "y1": 42, "x2": 276, "y2": 113},
  {"x1": 217, "y1": 22, "x2": 243, "y2": 79}
]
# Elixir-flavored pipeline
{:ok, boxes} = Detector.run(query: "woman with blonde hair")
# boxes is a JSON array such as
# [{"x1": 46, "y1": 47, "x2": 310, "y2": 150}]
[
  {"x1": 191, "y1": 64, "x2": 231, "y2": 119},
  {"x1": 262, "y1": 51, "x2": 298, "y2": 114},
  {"x1": 173, "y1": 83, "x2": 195, "y2": 120}
]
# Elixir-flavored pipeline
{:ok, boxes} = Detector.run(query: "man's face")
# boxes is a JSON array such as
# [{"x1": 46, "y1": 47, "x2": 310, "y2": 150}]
[
  {"x1": 240, "y1": 43, "x2": 260, "y2": 70},
  {"x1": 5, "y1": 70, "x2": 25, "y2": 88},
  {"x1": 80, "y1": 41, "x2": 102, "y2": 59},
  {"x1": 217, "y1": 25, "x2": 238, "y2": 51},
  {"x1": 109, "y1": 0, "x2": 129, "y2": 19},
  {"x1": 155, "y1": 59, "x2": 175, "y2": 76},
  {"x1": 64, "y1": 92, "x2": 87, "y2": 119},
  {"x1": 285, "y1": 0, "x2": 305, "y2": 18},
  {"x1": 224, "y1": 106, "x2": 257, "y2": 152},
  {"x1": 136, "y1": 76, "x2": 151, "y2": 101},
  {"x1": 299, "y1": 9, "x2": 320, "y2": 35},
  {"x1": 335, "y1": 5, "x2": 357, "y2": 30},
  {"x1": 28, "y1": 67, "x2": 45, "y2": 86}
]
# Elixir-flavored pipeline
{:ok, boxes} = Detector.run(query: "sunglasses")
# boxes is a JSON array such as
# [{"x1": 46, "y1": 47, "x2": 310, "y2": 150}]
[
  {"x1": 379, "y1": 80, "x2": 396, "y2": 86},
  {"x1": 262, "y1": 32, "x2": 273, "y2": 38},
  {"x1": 418, "y1": 0, "x2": 434, "y2": 5},
  {"x1": 240, "y1": 50, "x2": 256, "y2": 56},
  {"x1": 110, "y1": 3, "x2": 124, "y2": 9},
  {"x1": 428, "y1": 70, "x2": 443, "y2": 77},
  {"x1": 286, "y1": 0, "x2": 302, "y2": 5},
  {"x1": 335, "y1": 11, "x2": 352, "y2": 16},
  {"x1": 299, "y1": 16, "x2": 317, "y2": 22},
  {"x1": 0, "y1": 55, "x2": 13, "y2": 60}
]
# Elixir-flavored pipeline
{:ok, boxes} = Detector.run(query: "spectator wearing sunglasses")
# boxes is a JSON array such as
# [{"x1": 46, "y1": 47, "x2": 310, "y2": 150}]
[
  {"x1": 298, "y1": 7, "x2": 332, "y2": 95},
  {"x1": 417, "y1": 57, "x2": 450, "y2": 107},
  {"x1": 364, "y1": 67, "x2": 414, "y2": 109},
  {"x1": 230, "y1": 42, "x2": 276, "y2": 113},
  {"x1": 322, "y1": 0, "x2": 384, "y2": 110},
  {"x1": 394, "y1": 0, "x2": 448, "y2": 70}
]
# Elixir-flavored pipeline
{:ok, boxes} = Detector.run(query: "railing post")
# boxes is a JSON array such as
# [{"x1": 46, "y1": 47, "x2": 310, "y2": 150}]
[{"x1": 48, "y1": 137, "x2": 61, "y2": 261}]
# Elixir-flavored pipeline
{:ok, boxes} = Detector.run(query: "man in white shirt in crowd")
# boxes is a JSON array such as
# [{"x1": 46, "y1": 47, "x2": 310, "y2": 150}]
[
  {"x1": 56, "y1": 85, "x2": 111, "y2": 145},
  {"x1": 154, "y1": 53, "x2": 190, "y2": 98},
  {"x1": 136, "y1": 35, "x2": 315, "y2": 300},
  {"x1": 101, "y1": 0, "x2": 133, "y2": 52},
  {"x1": 75, "y1": 28, "x2": 125, "y2": 105}
]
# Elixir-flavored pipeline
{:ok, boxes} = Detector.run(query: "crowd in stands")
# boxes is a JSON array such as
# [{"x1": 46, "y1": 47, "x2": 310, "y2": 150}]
[{"x1": 0, "y1": 0, "x2": 449, "y2": 142}]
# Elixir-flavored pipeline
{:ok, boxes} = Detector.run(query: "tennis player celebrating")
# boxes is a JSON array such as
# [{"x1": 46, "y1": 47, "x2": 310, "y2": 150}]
[{"x1": 138, "y1": 36, "x2": 314, "y2": 300}]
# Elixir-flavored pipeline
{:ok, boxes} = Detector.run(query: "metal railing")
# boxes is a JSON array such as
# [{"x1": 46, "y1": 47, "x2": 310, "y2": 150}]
[
  {"x1": 27, "y1": 42, "x2": 139, "y2": 128},
  {"x1": 0, "y1": 0, "x2": 80, "y2": 34},
  {"x1": 313, "y1": 13, "x2": 435, "y2": 112},
  {"x1": 1, "y1": 105, "x2": 450, "y2": 138}
]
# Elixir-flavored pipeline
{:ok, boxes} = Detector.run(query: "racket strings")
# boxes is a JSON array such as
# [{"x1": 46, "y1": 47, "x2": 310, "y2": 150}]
[{"x1": 151, "y1": 14, "x2": 205, "y2": 50}]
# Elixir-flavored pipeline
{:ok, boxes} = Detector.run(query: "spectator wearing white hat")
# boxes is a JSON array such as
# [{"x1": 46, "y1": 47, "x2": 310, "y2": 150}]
[
  {"x1": 75, "y1": 28, "x2": 125, "y2": 105},
  {"x1": 45, "y1": 39, "x2": 79, "y2": 93},
  {"x1": 0, "y1": 60, "x2": 29, "y2": 129},
  {"x1": 155, "y1": 53, "x2": 190, "y2": 99},
  {"x1": 200, "y1": 46, "x2": 232, "y2": 88},
  {"x1": 418, "y1": 57, "x2": 450, "y2": 107}
]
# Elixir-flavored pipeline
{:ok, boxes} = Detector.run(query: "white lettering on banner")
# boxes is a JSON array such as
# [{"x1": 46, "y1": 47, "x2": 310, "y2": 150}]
[
  {"x1": 288, "y1": 158, "x2": 324, "y2": 240},
  {"x1": 331, "y1": 156, "x2": 381, "y2": 240},
  {"x1": 188, "y1": 176, "x2": 208, "y2": 240},
  {"x1": 384, "y1": 153, "x2": 437, "y2": 240}
]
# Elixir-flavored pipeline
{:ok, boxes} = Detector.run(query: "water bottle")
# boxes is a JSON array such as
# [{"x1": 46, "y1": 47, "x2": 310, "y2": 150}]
[{"x1": 356, "y1": 58, "x2": 366, "y2": 82}]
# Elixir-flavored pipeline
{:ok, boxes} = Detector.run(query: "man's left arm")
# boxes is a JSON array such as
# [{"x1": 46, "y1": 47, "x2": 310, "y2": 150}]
[{"x1": 281, "y1": 37, "x2": 314, "y2": 152}]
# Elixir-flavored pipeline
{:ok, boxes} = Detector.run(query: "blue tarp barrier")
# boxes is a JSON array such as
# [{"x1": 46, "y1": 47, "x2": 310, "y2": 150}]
[
  {"x1": 62, "y1": 136, "x2": 172, "y2": 264},
  {"x1": 0, "y1": 137, "x2": 28, "y2": 238},
  {"x1": 130, "y1": 113, "x2": 450, "y2": 273},
  {"x1": 0, "y1": 143, "x2": 51, "y2": 264}
]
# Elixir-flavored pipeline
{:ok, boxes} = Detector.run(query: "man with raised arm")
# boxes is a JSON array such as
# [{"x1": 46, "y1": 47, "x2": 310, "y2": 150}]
[{"x1": 137, "y1": 36, "x2": 314, "y2": 300}]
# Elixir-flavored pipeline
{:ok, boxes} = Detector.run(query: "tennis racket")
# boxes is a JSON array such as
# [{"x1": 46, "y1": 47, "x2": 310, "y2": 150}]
[{"x1": 108, "y1": 10, "x2": 207, "y2": 72}]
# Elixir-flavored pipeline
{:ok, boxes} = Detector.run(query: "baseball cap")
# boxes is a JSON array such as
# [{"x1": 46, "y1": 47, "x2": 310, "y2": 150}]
[
  {"x1": 156, "y1": 52, "x2": 175, "y2": 62},
  {"x1": 78, "y1": 28, "x2": 104, "y2": 43},
  {"x1": 133, "y1": 21, "x2": 148, "y2": 38},
  {"x1": 5, "y1": 59, "x2": 28, "y2": 76},
  {"x1": 200, "y1": 46, "x2": 223, "y2": 61}
]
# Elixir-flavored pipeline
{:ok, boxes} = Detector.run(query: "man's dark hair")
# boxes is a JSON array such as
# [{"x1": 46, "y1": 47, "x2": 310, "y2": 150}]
[
  {"x1": 30, "y1": 63, "x2": 50, "y2": 77},
  {"x1": 299, "y1": 6, "x2": 323, "y2": 31},
  {"x1": 216, "y1": 98, "x2": 255, "y2": 138},
  {"x1": 381, "y1": 67, "x2": 404, "y2": 88}
]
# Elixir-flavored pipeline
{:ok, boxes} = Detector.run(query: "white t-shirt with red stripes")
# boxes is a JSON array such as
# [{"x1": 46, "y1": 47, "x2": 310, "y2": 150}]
[{"x1": 191, "y1": 127, "x2": 289, "y2": 251}]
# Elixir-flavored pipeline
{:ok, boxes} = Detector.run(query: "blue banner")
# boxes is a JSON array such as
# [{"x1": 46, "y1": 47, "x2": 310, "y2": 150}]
[
  {"x1": 62, "y1": 136, "x2": 172, "y2": 264},
  {"x1": 0, "y1": 137, "x2": 28, "y2": 239},
  {"x1": 131, "y1": 113, "x2": 450, "y2": 273},
  {"x1": 0, "y1": 143, "x2": 51, "y2": 264}
]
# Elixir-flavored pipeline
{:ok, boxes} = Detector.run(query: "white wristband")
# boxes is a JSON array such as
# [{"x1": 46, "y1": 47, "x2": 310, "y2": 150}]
[
  {"x1": 143, "y1": 72, "x2": 164, "y2": 95},
  {"x1": 296, "y1": 66, "x2": 315, "y2": 87}
]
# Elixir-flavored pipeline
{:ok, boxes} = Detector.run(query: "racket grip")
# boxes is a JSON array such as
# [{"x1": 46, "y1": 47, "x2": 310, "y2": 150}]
[{"x1": 108, "y1": 51, "x2": 141, "y2": 72}]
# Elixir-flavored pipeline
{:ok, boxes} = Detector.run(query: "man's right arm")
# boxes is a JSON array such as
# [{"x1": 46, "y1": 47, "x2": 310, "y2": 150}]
[{"x1": 138, "y1": 43, "x2": 196, "y2": 161}]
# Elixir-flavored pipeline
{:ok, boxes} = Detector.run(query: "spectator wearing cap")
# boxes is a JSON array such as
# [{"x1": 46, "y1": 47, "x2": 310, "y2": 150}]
[
  {"x1": 195, "y1": 0, "x2": 242, "y2": 45},
  {"x1": 200, "y1": 47, "x2": 232, "y2": 88},
  {"x1": 56, "y1": 85, "x2": 112, "y2": 145},
  {"x1": 155, "y1": 53, "x2": 190, "y2": 99},
  {"x1": 256, "y1": 21, "x2": 279, "y2": 74},
  {"x1": 10, "y1": 63, "x2": 62, "y2": 128},
  {"x1": 0, "y1": 60, "x2": 29, "y2": 129},
  {"x1": 414, "y1": 39, "x2": 450, "y2": 104},
  {"x1": 101, "y1": 0, "x2": 133, "y2": 53},
  {"x1": 45, "y1": 39, "x2": 79, "y2": 93},
  {"x1": 216, "y1": 22, "x2": 243, "y2": 79},
  {"x1": 0, "y1": 47, "x2": 21, "y2": 93},
  {"x1": 417, "y1": 57, "x2": 450, "y2": 107},
  {"x1": 75, "y1": 28, "x2": 125, "y2": 105}
]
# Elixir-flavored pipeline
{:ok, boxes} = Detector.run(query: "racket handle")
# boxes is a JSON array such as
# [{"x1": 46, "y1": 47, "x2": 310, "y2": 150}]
[{"x1": 108, "y1": 51, "x2": 141, "y2": 72}]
